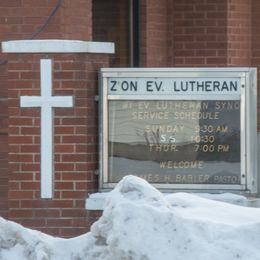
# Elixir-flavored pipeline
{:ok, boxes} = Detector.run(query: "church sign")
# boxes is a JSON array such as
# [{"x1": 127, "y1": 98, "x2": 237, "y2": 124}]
[{"x1": 99, "y1": 68, "x2": 257, "y2": 193}]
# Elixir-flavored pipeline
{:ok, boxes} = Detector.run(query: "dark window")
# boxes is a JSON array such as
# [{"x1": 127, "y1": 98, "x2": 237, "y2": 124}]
[{"x1": 93, "y1": 0, "x2": 139, "y2": 67}]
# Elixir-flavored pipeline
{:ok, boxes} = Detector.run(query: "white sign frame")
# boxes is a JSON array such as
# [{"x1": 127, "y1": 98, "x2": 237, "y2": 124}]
[{"x1": 99, "y1": 68, "x2": 257, "y2": 193}]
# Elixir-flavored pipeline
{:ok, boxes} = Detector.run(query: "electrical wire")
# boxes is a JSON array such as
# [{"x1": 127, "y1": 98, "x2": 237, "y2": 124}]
[
  {"x1": 0, "y1": 0, "x2": 63, "y2": 65},
  {"x1": 0, "y1": 60, "x2": 7, "y2": 66},
  {"x1": 30, "y1": 0, "x2": 63, "y2": 39}
]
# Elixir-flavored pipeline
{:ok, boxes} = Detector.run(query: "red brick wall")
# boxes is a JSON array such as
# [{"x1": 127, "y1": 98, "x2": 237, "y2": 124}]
[
  {"x1": 0, "y1": 64, "x2": 8, "y2": 218},
  {"x1": 7, "y1": 53, "x2": 109, "y2": 237},
  {"x1": 140, "y1": 0, "x2": 173, "y2": 67},
  {"x1": 140, "y1": 0, "x2": 253, "y2": 68},
  {"x1": 0, "y1": 0, "x2": 93, "y2": 223},
  {"x1": 0, "y1": 0, "x2": 9, "y2": 218},
  {"x1": 0, "y1": 0, "x2": 92, "y2": 40},
  {"x1": 227, "y1": 0, "x2": 251, "y2": 66},
  {"x1": 171, "y1": 0, "x2": 228, "y2": 67},
  {"x1": 140, "y1": 0, "x2": 230, "y2": 67}
]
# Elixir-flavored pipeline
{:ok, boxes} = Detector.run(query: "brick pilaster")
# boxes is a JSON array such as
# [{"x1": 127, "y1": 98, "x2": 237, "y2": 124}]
[{"x1": 6, "y1": 49, "x2": 110, "y2": 237}]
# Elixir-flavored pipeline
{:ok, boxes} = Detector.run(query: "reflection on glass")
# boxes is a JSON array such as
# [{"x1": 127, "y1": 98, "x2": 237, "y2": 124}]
[{"x1": 108, "y1": 100, "x2": 241, "y2": 185}]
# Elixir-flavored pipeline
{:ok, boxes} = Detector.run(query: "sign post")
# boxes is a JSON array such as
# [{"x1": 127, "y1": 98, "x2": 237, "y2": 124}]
[{"x1": 99, "y1": 68, "x2": 257, "y2": 193}]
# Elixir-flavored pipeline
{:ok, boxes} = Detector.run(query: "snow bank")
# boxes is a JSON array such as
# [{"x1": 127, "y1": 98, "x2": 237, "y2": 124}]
[
  {"x1": 1, "y1": 175, "x2": 260, "y2": 260},
  {"x1": 0, "y1": 216, "x2": 96, "y2": 260}
]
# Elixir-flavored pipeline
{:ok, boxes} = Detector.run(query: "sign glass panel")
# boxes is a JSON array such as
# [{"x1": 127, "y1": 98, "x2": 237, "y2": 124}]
[{"x1": 108, "y1": 100, "x2": 241, "y2": 185}]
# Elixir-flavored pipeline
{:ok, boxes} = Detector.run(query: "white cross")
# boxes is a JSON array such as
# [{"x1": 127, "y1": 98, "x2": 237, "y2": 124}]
[{"x1": 20, "y1": 59, "x2": 73, "y2": 199}]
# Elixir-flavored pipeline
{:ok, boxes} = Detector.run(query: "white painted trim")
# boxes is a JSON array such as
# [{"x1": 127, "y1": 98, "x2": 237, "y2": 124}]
[{"x1": 2, "y1": 40, "x2": 115, "y2": 54}]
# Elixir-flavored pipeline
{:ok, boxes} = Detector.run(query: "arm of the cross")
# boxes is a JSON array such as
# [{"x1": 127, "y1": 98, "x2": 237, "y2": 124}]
[
  {"x1": 20, "y1": 96, "x2": 73, "y2": 108},
  {"x1": 20, "y1": 96, "x2": 43, "y2": 107},
  {"x1": 51, "y1": 96, "x2": 73, "y2": 107}
]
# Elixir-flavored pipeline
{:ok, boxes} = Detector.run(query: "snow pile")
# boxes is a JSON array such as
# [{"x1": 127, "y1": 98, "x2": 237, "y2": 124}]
[
  {"x1": 0, "y1": 217, "x2": 96, "y2": 260},
  {"x1": 1, "y1": 175, "x2": 260, "y2": 260}
]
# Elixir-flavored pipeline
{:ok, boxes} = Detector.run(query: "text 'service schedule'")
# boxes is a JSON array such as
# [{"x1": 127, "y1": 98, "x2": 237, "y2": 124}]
[{"x1": 108, "y1": 100, "x2": 240, "y2": 185}]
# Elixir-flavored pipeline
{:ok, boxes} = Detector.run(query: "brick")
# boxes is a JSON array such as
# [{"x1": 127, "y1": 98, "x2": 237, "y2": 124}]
[
  {"x1": 54, "y1": 108, "x2": 74, "y2": 117},
  {"x1": 207, "y1": 57, "x2": 227, "y2": 64},
  {"x1": 62, "y1": 135, "x2": 87, "y2": 143},
  {"x1": 54, "y1": 163, "x2": 74, "y2": 171},
  {"x1": 61, "y1": 209, "x2": 86, "y2": 218},
  {"x1": 62, "y1": 154, "x2": 87, "y2": 162},
  {"x1": 53, "y1": 72, "x2": 74, "y2": 79},
  {"x1": 55, "y1": 126, "x2": 74, "y2": 135},
  {"x1": 8, "y1": 201, "x2": 20, "y2": 209},
  {"x1": 61, "y1": 117, "x2": 88, "y2": 126},
  {"x1": 47, "y1": 200, "x2": 74, "y2": 208},
  {"x1": 60, "y1": 62, "x2": 85, "y2": 70},
  {"x1": 74, "y1": 199, "x2": 88, "y2": 209},
  {"x1": 20, "y1": 199, "x2": 48, "y2": 209},
  {"x1": 9, "y1": 144, "x2": 20, "y2": 153},
  {"x1": 8, "y1": 72, "x2": 20, "y2": 79},
  {"x1": 20, "y1": 219, "x2": 46, "y2": 227},
  {"x1": 0, "y1": 0, "x2": 22, "y2": 7},
  {"x1": 9, "y1": 154, "x2": 33, "y2": 163},
  {"x1": 21, "y1": 182, "x2": 40, "y2": 190},
  {"x1": 46, "y1": 219, "x2": 73, "y2": 227},
  {"x1": 34, "y1": 210, "x2": 61, "y2": 218},
  {"x1": 21, "y1": 164, "x2": 40, "y2": 171},
  {"x1": 9, "y1": 135, "x2": 33, "y2": 144},
  {"x1": 8, "y1": 182, "x2": 20, "y2": 190},
  {"x1": 7, "y1": 80, "x2": 33, "y2": 89},
  {"x1": 9, "y1": 172, "x2": 34, "y2": 181},
  {"x1": 55, "y1": 144, "x2": 74, "y2": 153},
  {"x1": 21, "y1": 127, "x2": 40, "y2": 135},
  {"x1": 8, "y1": 210, "x2": 34, "y2": 218},
  {"x1": 75, "y1": 182, "x2": 94, "y2": 190},
  {"x1": 20, "y1": 72, "x2": 40, "y2": 80},
  {"x1": 9, "y1": 118, "x2": 33, "y2": 126},
  {"x1": 9, "y1": 191, "x2": 34, "y2": 200},
  {"x1": 55, "y1": 182, "x2": 74, "y2": 190},
  {"x1": 8, "y1": 63, "x2": 32, "y2": 70}
]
